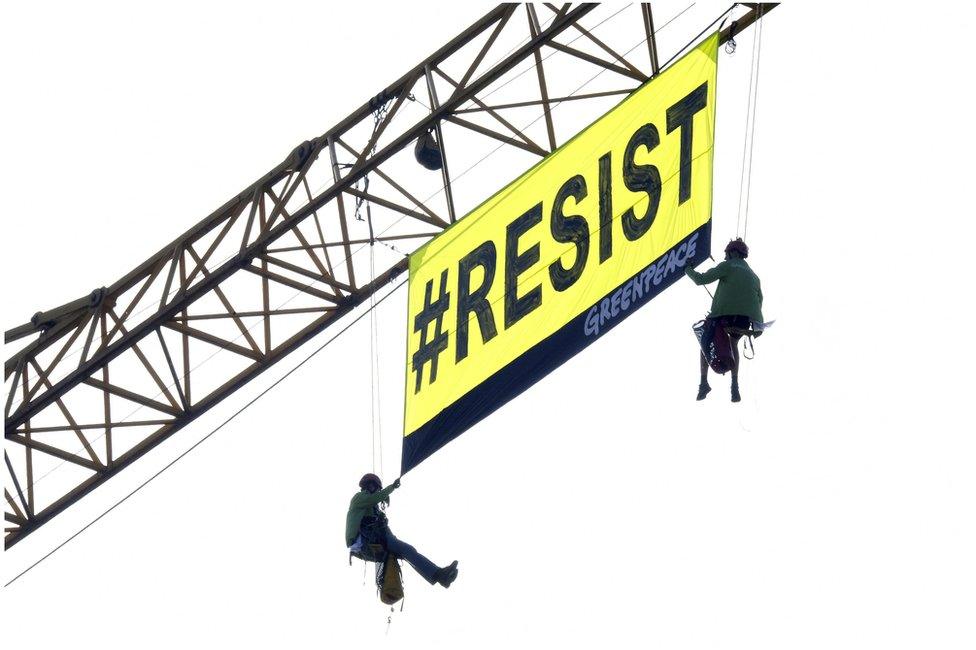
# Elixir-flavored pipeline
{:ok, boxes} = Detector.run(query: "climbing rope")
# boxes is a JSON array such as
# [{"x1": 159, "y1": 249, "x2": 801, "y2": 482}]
[
  {"x1": 735, "y1": 4, "x2": 765, "y2": 240},
  {"x1": 368, "y1": 241, "x2": 384, "y2": 478},
  {"x1": 369, "y1": 243, "x2": 377, "y2": 474},
  {"x1": 357, "y1": 99, "x2": 393, "y2": 477}
]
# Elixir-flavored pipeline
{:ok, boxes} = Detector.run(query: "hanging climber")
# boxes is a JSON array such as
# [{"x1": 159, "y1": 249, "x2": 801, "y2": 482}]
[
  {"x1": 685, "y1": 238, "x2": 763, "y2": 402},
  {"x1": 346, "y1": 473, "x2": 459, "y2": 588}
]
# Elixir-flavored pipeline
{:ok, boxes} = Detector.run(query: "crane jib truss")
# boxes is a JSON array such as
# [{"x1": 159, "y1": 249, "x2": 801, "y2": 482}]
[{"x1": 4, "y1": 3, "x2": 776, "y2": 548}]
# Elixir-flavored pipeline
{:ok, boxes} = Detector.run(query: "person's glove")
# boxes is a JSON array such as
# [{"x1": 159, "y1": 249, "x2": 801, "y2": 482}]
[{"x1": 392, "y1": 478, "x2": 401, "y2": 489}]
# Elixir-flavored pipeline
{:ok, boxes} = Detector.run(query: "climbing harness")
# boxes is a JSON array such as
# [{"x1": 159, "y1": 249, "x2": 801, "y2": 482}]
[
  {"x1": 348, "y1": 502, "x2": 406, "y2": 608},
  {"x1": 726, "y1": 324, "x2": 759, "y2": 361},
  {"x1": 693, "y1": 318, "x2": 762, "y2": 373}
]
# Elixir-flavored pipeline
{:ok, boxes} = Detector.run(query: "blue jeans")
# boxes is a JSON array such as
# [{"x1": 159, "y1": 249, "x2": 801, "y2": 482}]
[{"x1": 384, "y1": 530, "x2": 439, "y2": 584}]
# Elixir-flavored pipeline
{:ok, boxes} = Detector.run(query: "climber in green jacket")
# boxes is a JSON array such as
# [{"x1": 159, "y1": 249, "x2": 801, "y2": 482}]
[
  {"x1": 685, "y1": 238, "x2": 763, "y2": 402},
  {"x1": 346, "y1": 473, "x2": 458, "y2": 588}
]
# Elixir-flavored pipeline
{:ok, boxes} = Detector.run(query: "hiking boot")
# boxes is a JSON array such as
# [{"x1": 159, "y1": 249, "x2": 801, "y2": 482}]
[
  {"x1": 696, "y1": 383, "x2": 711, "y2": 401},
  {"x1": 731, "y1": 385, "x2": 741, "y2": 403},
  {"x1": 435, "y1": 561, "x2": 459, "y2": 588}
]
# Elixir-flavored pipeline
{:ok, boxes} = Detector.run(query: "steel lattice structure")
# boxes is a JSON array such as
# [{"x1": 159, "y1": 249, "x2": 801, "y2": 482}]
[{"x1": 4, "y1": 2, "x2": 775, "y2": 548}]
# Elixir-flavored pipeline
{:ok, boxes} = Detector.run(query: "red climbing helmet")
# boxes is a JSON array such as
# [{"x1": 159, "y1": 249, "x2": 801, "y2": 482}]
[
  {"x1": 724, "y1": 238, "x2": 749, "y2": 258},
  {"x1": 359, "y1": 473, "x2": 382, "y2": 490}
]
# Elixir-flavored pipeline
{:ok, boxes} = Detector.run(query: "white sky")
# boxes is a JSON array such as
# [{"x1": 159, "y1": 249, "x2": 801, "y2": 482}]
[{"x1": 2, "y1": 2, "x2": 974, "y2": 648}]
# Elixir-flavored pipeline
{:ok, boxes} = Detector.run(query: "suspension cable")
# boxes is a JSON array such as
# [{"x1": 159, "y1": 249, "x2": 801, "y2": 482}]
[
  {"x1": 368, "y1": 241, "x2": 384, "y2": 478},
  {"x1": 371, "y1": 246, "x2": 384, "y2": 479},
  {"x1": 369, "y1": 244, "x2": 377, "y2": 474},
  {"x1": 362, "y1": 100, "x2": 389, "y2": 477},
  {"x1": 736, "y1": 4, "x2": 765, "y2": 239}
]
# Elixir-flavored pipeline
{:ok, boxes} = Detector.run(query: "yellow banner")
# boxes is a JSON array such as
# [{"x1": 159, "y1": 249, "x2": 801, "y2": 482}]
[{"x1": 403, "y1": 34, "x2": 718, "y2": 471}]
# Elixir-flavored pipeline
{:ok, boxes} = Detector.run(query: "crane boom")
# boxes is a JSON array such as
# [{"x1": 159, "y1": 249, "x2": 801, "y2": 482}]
[{"x1": 4, "y1": 3, "x2": 775, "y2": 548}]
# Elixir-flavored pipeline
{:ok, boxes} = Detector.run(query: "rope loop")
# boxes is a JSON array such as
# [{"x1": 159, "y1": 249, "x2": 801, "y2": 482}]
[{"x1": 354, "y1": 98, "x2": 393, "y2": 224}]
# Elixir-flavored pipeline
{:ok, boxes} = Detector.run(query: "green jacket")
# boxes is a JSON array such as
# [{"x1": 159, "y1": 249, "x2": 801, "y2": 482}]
[
  {"x1": 345, "y1": 483, "x2": 397, "y2": 546},
  {"x1": 685, "y1": 258, "x2": 763, "y2": 322}
]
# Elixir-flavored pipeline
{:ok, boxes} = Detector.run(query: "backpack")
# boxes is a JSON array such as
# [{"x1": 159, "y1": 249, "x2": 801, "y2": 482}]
[{"x1": 379, "y1": 555, "x2": 404, "y2": 605}]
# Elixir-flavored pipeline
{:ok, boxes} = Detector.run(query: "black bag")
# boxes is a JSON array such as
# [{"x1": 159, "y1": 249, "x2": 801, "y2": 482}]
[
  {"x1": 693, "y1": 318, "x2": 736, "y2": 374},
  {"x1": 414, "y1": 130, "x2": 443, "y2": 170}
]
